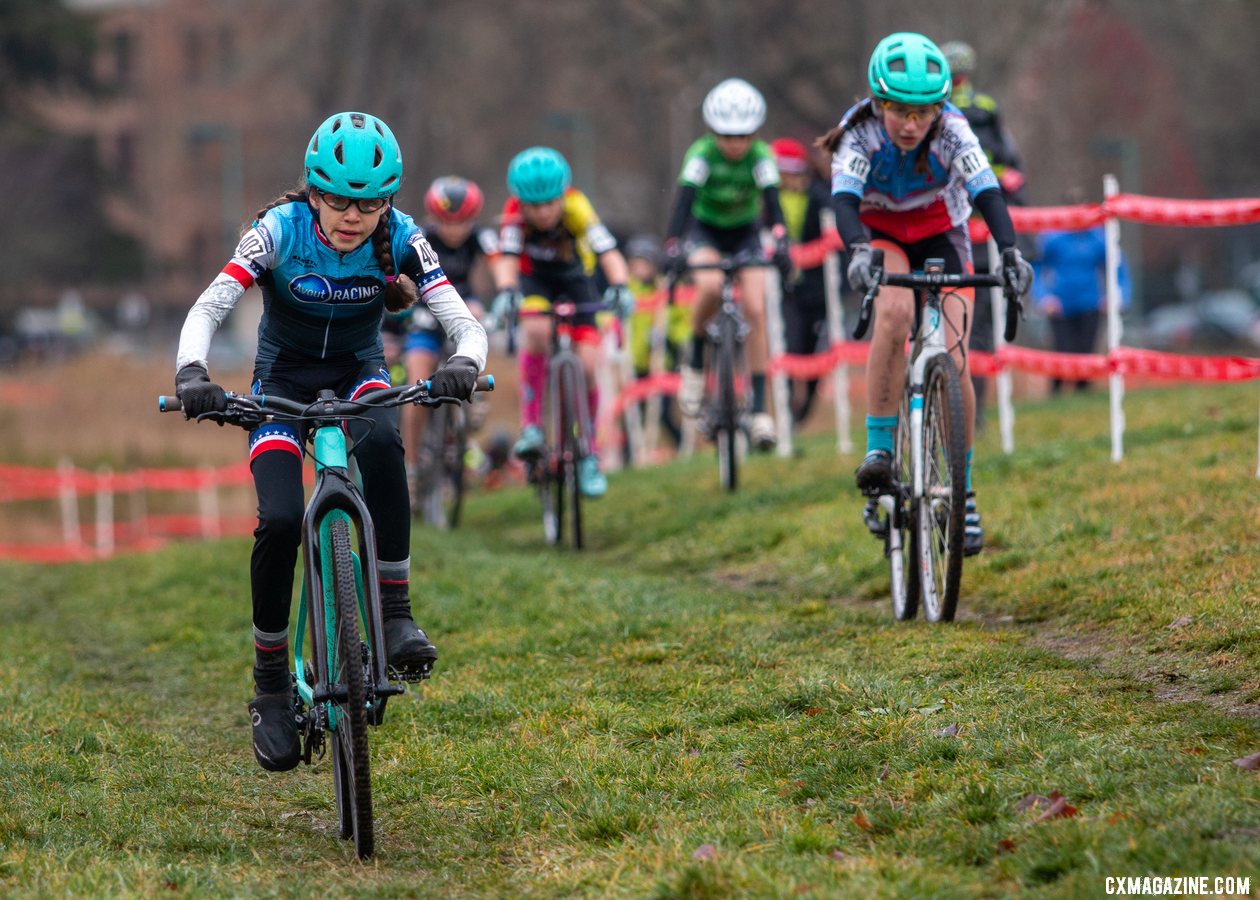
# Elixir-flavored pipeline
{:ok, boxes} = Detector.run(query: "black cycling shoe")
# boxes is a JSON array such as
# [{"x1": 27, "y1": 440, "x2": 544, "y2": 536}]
[
  {"x1": 963, "y1": 491, "x2": 983, "y2": 557},
  {"x1": 854, "y1": 449, "x2": 894, "y2": 496},
  {"x1": 247, "y1": 691, "x2": 301, "y2": 772},
  {"x1": 384, "y1": 616, "x2": 438, "y2": 682}
]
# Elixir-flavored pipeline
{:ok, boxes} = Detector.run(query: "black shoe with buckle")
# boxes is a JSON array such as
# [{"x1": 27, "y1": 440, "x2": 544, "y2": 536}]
[
  {"x1": 248, "y1": 690, "x2": 301, "y2": 772},
  {"x1": 963, "y1": 491, "x2": 983, "y2": 557},
  {"x1": 855, "y1": 449, "x2": 894, "y2": 496},
  {"x1": 383, "y1": 616, "x2": 438, "y2": 682}
]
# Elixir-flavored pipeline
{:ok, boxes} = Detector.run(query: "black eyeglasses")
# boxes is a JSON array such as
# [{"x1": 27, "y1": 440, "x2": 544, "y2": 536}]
[{"x1": 315, "y1": 190, "x2": 389, "y2": 214}]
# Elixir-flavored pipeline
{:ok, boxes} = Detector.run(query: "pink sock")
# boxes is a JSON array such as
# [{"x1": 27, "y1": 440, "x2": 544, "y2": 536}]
[{"x1": 520, "y1": 351, "x2": 547, "y2": 429}]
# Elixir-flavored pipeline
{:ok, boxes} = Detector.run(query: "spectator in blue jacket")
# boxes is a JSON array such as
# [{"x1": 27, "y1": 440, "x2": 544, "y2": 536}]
[{"x1": 1034, "y1": 225, "x2": 1129, "y2": 393}]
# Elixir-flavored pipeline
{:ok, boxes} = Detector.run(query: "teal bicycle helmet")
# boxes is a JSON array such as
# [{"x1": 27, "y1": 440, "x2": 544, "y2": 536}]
[
  {"x1": 506, "y1": 147, "x2": 571, "y2": 204},
  {"x1": 304, "y1": 112, "x2": 402, "y2": 199},
  {"x1": 868, "y1": 32, "x2": 952, "y2": 106}
]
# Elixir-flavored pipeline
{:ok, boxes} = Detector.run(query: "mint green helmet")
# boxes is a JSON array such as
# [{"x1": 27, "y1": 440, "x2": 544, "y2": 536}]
[
  {"x1": 868, "y1": 32, "x2": 952, "y2": 105},
  {"x1": 304, "y1": 112, "x2": 402, "y2": 199},
  {"x1": 506, "y1": 147, "x2": 571, "y2": 203}
]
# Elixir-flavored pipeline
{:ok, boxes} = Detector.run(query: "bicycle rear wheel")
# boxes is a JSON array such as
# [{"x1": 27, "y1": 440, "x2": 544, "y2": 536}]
[
  {"x1": 917, "y1": 353, "x2": 967, "y2": 622},
  {"x1": 328, "y1": 517, "x2": 374, "y2": 858},
  {"x1": 714, "y1": 312, "x2": 742, "y2": 492},
  {"x1": 889, "y1": 393, "x2": 920, "y2": 621}
]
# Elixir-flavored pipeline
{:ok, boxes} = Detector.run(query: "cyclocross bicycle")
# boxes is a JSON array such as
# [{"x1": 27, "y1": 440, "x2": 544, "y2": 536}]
[
  {"x1": 523, "y1": 298, "x2": 603, "y2": 549},
  {"x1": 159, "y1": 376, "x2": 491, "y2": 859},
  {"x1": 670, "y1": 248, "x2": 768, "y2": 492},
  {"x1": 412, "y1": 340, "x2": 487, "y2": 530},
  {"x1": 853, "y1": 250, "x2": 1021, "y2": 623}
]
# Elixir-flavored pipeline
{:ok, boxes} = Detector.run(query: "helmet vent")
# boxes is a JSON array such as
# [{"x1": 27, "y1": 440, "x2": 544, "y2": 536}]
[
  {"x1": 374, "y1": 146, "x2": 383, "y2": 166},
  {"x1": 313, "y1": 167, "x2": 330, "y2": 183},
  {"x1": 889, "y1": 58, "x2": 906, "y2": 72},
  {"x1": 928, "y1": 60, "x2": 942, "y2": 74},
  {"x1": 349, "y1": 113, "x2": 365, "y2": 129},
  {"x1": 333, "y1": 142, "x2": 344, "y2": 164},
  {"x1": 331, "y1": 118, "x2": 342, "y2": 133},
  {"x1": 347, "y1": 181, "x2": 366, "y2": 191}
]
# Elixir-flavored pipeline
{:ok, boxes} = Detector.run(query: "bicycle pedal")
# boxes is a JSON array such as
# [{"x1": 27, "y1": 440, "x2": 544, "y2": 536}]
[
  {"x1": 388, "y1": 661, "x2": 433, "y2": 684},
  {"x1": 862, "y1": 500, "x2": 888, "y2": 538}
]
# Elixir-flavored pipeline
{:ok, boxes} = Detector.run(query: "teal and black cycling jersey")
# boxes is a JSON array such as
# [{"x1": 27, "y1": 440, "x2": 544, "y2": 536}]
[{"x1": 176, "y1": 201, "x2": 487, "y2": 371}]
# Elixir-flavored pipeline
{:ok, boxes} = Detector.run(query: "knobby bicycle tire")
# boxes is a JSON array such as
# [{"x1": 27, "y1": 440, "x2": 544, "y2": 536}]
[
  {"x1": 559, "y1": 359, "x2": 585, "y2": 550},
  {"x1": 541, "y1": 362, "x2": 565, "y2": 546},
  {"x1": 918, "y1": 354, "x2": 967, "y2": 623},
  {"x1": 714, "y1": 311, "x2": 741, "y2": 492},
  {"x1": 889, "y1": 391, "x2": 920, "y2": 621},
  {"x1": 329, "y1": 517, "x2": 374, "y2": 858}
]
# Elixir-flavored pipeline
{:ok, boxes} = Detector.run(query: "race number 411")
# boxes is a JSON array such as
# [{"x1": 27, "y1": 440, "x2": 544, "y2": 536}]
[{"x1": 1105, "y1": 875, "x2": 1251, "y2": 896}]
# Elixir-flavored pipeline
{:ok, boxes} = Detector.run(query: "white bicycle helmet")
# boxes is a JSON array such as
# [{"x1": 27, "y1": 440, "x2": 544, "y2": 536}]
[{"x1": 702, "y1": 78, "x2": 767, "y2": 136}]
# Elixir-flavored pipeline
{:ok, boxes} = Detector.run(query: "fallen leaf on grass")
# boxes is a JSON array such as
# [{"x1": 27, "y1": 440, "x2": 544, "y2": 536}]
[
  {"x1": 877, "y1": 763, "x2": 890, "y2": 782},
  {"x1": 1168, "y1": 616, "x2": 1194, "y2": 630},
  {"x1": 1183, "y1": 747, "x2": 1204, "y2": 755},
  {"x1": 997, "y1": 838, "x2": 1017, "y2": 854},
  {"x1": 1106, "y1": 812, "x2": 1129, "y2": 825},
  {"x1": 803, "y1": 706, "x2": 824, "y2": 717},
  {"x1": 853, "y1": 811, "x2": 872, "y2": 831},
  {"x1": 692, "y1": 843, "x2": 718, "y2": 861},
  {"x1": 1017, "y1": 792, "x2": 1078, "y2": 822},
  {"x1": 1233, "y1": 752, "x2": 1260, "y2": 770},
  {"x1": 935, "y1": 723, "x2": 960, "y2": 737}
]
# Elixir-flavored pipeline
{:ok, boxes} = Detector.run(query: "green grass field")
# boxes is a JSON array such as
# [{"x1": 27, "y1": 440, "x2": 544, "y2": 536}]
[{"x1": 2, "y1": 383, "x2": 1259, "y2": 897}]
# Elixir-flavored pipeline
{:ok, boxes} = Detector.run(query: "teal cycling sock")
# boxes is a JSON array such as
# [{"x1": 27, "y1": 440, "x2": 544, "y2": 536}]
[
  {"x1": 966, "y1": 448, "x2": 974, "y2": 493},
  {"x1": 865, "y1": 415, "x2": 898, "y2": 455}
]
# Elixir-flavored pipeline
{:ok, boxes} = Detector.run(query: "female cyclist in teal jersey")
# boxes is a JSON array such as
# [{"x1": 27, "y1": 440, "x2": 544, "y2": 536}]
[
  {"x1": 174, "y1": 111, "x2": 487, "y2": 771},
  {"x1": 663, "y1": 78, "x2": 793, "y2": 452},
  {"x1": 817, "y1": 33, "x2": 1033, "y2": 555}
]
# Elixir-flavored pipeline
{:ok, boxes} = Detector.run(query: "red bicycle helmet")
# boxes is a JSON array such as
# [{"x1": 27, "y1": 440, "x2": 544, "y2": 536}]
[{"x1": 424, "y1": 176, "x2": 484, "y2": 223}]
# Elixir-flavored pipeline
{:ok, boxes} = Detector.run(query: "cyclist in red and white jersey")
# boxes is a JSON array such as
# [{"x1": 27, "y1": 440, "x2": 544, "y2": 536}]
[{"x1": 817, "y1": 33, "x2": 1033, "y2": 555}]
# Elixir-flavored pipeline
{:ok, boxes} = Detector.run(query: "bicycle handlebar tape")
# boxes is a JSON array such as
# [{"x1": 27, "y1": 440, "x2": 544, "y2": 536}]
[{"x1": 158, "y1": 396, "x2": 182, "y2": 412}]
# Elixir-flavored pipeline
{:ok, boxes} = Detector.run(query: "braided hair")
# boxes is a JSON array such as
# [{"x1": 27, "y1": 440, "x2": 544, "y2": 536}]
[{"x1": 249, "y1": 184, "x2": 415, "y2": 312}]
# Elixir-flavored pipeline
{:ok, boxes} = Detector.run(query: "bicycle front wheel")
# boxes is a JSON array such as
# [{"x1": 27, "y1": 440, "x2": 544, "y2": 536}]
[
  {"x1": 889, "y1": 393, "x2": 920, "y2": 621},
  {"x1": 917, "y1": 354, "x2": 967, "y2": 622},
  {"x1": 328, "y1": 517, "x2": 374, "y2": 858},
  {"x1": 559, "y1": 360, "x2": 585, "y2": 550},
  {"x1": 714, "y1": 312, "x2": 742, "y2": 492},
  {"x1": 418, "y1": 404, "x2": 466, "y2": 529}
]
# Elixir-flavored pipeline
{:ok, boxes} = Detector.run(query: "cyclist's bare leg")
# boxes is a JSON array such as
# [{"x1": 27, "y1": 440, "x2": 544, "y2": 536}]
[
  {"x1": 944, "y1": 287, "x2": 976, "y2": 450},
  {"x1": 736, "y1": 266, "x2": 768, "y2": 373},
  {"x1": 577, "y1": 337, "x2": 602, "y2": 448},
  {"x1": 687, "y1": 245, "x2": 723, "y2": 335},
  {"x1": 866, "y1": 243, "x2": 914, "y2": 417}
]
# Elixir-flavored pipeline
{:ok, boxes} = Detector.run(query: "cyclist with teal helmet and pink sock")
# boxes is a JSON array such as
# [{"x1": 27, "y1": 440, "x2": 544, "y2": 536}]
[{"x1": 490, "y1": 146, "x2": 633, "y2": 498}]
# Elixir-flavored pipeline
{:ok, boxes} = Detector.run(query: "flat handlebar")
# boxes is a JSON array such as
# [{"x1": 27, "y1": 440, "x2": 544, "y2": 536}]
[
  {"x1": 851, "y1": 249, "x2": 1024, "y2": 342},
  {"x1": 158, "y1": 375, "x2": 494, "y2": 419}
]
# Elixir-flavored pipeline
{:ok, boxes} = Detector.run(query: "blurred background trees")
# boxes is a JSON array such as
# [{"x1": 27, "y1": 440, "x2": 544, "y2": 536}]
[{"x1": 5, "y1": 0, "x2": 1260, "y2": 324}]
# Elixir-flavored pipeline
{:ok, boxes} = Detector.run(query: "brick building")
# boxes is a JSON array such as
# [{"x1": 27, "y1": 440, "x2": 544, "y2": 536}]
[{"x1": 46, "y1": 0, "x2": 319, "y2": 308}]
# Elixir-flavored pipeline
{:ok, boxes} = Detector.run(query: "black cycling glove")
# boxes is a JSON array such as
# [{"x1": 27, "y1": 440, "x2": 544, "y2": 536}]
[
  {"x1": 428, "y1": 356, "x2": 480, "y2": 401},
  {"x1": 175, "y1": 364, "x2": 227, "y2": 418}
]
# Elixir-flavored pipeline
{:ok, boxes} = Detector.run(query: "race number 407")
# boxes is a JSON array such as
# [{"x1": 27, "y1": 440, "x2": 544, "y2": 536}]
[{"x1": 1105, "y1": 875, "x2": 1251, "y2": 896}]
